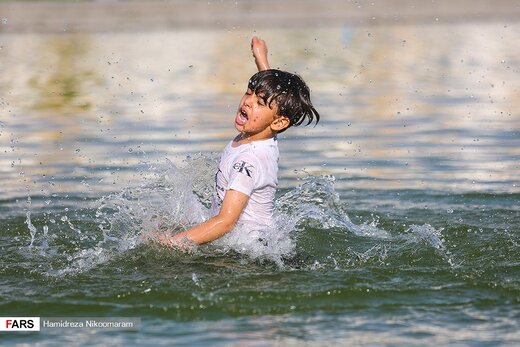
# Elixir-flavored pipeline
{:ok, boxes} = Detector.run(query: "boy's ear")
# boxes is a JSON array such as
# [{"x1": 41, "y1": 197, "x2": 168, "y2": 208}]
[{"x1": 271, "y1": 116, "x2": 290, "y2": 132}]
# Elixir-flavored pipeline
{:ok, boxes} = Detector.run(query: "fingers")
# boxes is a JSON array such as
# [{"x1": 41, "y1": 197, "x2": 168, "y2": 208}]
[
  {"x1": 251, "y1": 36, "x2": 267, "y2": 55},
  {"x1": 140, "y1": 230, "x2": 158, "y2": 243},
  {"x1": 142, "y1": 230, "x2": 171, "y2": 246},
  {"x1": 141, "y1": 230, "x2": 194, "y2": 253},
  {"x1": 251, "y1": 36, "x2": 262, "y2": 45},
  {"x1": 251, "y1": 36, "x2": 270, "y2": 71}
]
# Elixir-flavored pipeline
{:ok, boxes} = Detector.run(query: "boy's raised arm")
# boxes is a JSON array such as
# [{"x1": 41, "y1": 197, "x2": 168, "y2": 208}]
[{"x1": 251, "y1": 36, "x2": 270, "y2": 71}]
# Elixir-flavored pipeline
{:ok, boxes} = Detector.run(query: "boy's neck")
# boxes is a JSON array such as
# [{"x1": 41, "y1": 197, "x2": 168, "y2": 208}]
[{"x1": 233, "y1": 132, "x2": 275, "y2": 146}]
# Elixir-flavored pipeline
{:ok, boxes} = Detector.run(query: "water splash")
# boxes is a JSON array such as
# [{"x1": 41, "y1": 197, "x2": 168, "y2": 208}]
[
  {"x1": 210, "y1": 217, "x2": 296, "y2": 266},
  {"x1": 275, "y1": 175, "x2": 390, "y2": 238},
  {"x1": 404, "y1": 224, "x2": 458, "y2": 267},
  {"x1": 25, "y1": 210, "x2": 38, "y2": 247},
  {"x1": 25, "y1": 157, "x2": 458, "y2": 275},
  {"x1": 24, "y1": 195, "x2": 40, "y2": 247},
  {"x1": 55, "y1": 158, "x2": 213, "y2": 275}
]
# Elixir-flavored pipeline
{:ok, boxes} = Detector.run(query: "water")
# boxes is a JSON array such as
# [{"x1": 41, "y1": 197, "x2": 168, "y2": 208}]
[{"x1": 1, "y1": 23, "x2": 519, "y2": 346}]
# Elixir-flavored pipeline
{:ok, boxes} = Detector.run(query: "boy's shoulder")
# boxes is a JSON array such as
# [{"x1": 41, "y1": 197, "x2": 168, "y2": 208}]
[{"x1": 250, "y1": 138, "x2": 279, "y2": 159}]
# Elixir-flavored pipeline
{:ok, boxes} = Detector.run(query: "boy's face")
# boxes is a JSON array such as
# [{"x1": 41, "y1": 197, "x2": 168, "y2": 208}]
[{"x1": 235, "y1": 88, "x2": 287, "y2": 140}]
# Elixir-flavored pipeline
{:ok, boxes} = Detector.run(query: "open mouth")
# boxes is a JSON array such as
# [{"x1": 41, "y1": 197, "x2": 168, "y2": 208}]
[{"x1": 235, "y1": 108, "x2": 249, "y2": 126}]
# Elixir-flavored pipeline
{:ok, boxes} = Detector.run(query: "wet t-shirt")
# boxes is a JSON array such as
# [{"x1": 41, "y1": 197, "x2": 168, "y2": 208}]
[{"x1": 212, "y1": 137, "x2": 278, "y2": 226}]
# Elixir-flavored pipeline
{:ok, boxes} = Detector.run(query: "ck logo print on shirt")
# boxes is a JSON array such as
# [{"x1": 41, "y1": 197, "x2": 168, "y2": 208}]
[{"x1": 233, "y1": 161, "x2": 254, "y2": 177}]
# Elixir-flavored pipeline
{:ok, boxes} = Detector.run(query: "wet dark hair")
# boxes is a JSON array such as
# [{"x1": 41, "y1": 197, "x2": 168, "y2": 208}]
[{"x1": 247, "y1": 69, "x2": 320, "y2": 133}]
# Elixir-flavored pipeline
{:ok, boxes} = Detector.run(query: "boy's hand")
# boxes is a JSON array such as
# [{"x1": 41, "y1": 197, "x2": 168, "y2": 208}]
[
  {"x1": 251, "y1": 36, "x2": 270, "y2": 71},
  {"x1": 142, "y1": 230, "x2": 192, "y2": 251},
  {"x1": 140, "y1": 230, "x2": 170, "y2": 246}
]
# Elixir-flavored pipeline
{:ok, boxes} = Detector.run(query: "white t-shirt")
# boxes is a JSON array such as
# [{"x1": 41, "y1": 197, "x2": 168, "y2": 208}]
[{"x1": 212, "y1": 137, "x2": 279, "y2": 226}]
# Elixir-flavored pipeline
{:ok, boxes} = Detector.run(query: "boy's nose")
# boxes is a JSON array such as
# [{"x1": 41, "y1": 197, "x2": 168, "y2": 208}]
[{"x1": 244, "y1": 95, "x2": 253, "y2": 107}]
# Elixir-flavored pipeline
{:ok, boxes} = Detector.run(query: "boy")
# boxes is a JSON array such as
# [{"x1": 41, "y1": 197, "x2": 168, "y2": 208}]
[{"x1": 156, "y1": 36, "x2": 320, "y2": 248}]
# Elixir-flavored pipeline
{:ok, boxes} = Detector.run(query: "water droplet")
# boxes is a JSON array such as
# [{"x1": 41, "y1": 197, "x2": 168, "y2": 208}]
[{"x1": 192, "y1": 273, "x2": 201, "y2": 286}]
